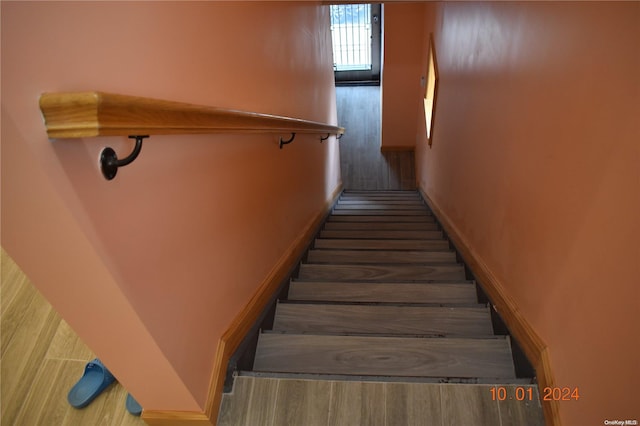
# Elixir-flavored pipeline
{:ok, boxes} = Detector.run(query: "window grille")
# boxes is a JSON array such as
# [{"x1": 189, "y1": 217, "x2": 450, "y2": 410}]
[{"x1": 330, "y1": 4, "x2": 372, "y2": 72}]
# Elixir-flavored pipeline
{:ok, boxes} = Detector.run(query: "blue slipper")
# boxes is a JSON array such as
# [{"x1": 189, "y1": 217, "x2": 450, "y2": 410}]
[
  {"x1": 67, "y1": 359, "x2": 116, "y2": 408},
  {"x1": 126, "y1": 393, "x2": 142, "y2": 416}
]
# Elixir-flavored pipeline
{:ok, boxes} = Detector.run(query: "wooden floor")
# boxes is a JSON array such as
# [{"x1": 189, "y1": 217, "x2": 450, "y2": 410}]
[
  {"x1": 336, "y1": 86, "x2": 416, "y2": 190},
  {"x1": 218, "y1": 376, "x2": 545, "y2": 426},
  {"x1": 1, "y1": 249, "x2": 145, "y2": 426}
]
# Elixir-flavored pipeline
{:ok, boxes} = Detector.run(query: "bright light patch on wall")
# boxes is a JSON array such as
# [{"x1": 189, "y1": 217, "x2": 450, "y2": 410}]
[{"x1": 424, "y1": 34, "x2": 439, "y2": 146}]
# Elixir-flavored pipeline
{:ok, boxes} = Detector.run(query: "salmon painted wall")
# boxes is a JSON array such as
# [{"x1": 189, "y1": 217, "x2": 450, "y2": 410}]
[
  {"x1": 415, "y1": 2, "x2": 639, "y2": 424},
  {"x1": 380, "y1": 2, "x2": 425, "y2": 149},
  {"x1": 1, "y1": 1, "x2": 340, "y2": 411}
]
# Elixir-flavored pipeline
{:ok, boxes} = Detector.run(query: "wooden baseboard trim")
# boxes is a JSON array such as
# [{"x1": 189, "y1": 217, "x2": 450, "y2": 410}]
[
  {"x1": 536, "y1": 348, "x2": 562, "y2": 425},
  {"x1": 144, "y1": 185, "x2": 342, "y2": 425},
  {"x1": 141, "y1": 411, "x2": 212, "y2": 426},
  {"x1": 380, "y1": 145, "x2": 415, "y2": 152},
  {"x1": 419, "y1": 188, "x2": 561, "y2": 426}
]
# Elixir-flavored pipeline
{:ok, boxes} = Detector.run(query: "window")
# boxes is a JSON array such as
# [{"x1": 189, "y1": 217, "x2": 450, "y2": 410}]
[
  {"x1": 331, "y1": 4, "x2": 371, "y2": 71},
  {"x1": 424, "y1": 34, "x2": 439, "y2": 146},
  {"x1": 330, "y1": 4, "x2": 381, "y2": 84}
]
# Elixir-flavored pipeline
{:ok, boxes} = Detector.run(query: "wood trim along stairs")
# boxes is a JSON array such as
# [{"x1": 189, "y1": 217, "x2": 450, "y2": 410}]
[
  {"x1": 379, "y1": 145, "x2": 415, "y2": 152},
  {"x1": 419, "y1": 188, "x2": 561, "y2": 426},
  {"x1": 141, "y1": 184, "x2": 343, "y2": 426}
]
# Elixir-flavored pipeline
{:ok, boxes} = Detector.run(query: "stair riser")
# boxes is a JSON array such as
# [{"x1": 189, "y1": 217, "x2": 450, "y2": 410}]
[{"x1": 288, "y1": 282, "x2": 478, "y2": 304}]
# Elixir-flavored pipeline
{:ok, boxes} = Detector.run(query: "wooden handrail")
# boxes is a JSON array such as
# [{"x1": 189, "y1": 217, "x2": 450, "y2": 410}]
[{"x1": 39, "y1": 92, "x2": 345, "y2": 139}]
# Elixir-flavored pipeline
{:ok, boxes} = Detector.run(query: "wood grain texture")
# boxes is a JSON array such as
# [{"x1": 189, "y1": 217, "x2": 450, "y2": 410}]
[
  {"x1": 218, "y1": 378, "x2": 542, "y2": 426},
  {"x1": 273, "y1": 304, "x2": 493, "y2": 335},
  {"x1": 217, "y1": 376, "x2": 280, "y2": 426},
  {"x1": 254, "y1": 334, "x2": 516, "y2": 378},
  {"x1": 1, "y1": 274, "x2": 56, "y2": 357},
  {"x1": 385, "y1": 382, "x2": 443, "y2": 426},
  {"x1": 379, "y1": 145, "x2": 416, "y2": 152},
  {"x1": 335, "y1": 203, "x2": 426, "y2": 210},
  {"x1": 39, "y1": 92, "x2": 344, "y2": 139},
  {"x1": 19, "y1": 360, "x2": 143, "y2": 426},
  {"x1": 171, "y1": 186, "x2": 344, "y2": 426},
  {"x1": 244, "y1": 377, "x2": 279, "y2": 426},
  {"x1": 340, "y1": 194, "x2": 421, "y2": 201},
  {"x1": 420, "y1": 189, "x2": 559, "y2": 426},
  {"x1": 307, "y1": 249, "x2": 455, "y2": 264},
  {"x1": 287, "y1": 281, "x2": 478, "y2": 304},
  {"x1": 338, "y1": 199, "x2": 424, "y2": 205},
  {"x1": 314, "y1": 238, "x2": 449, "y2": 251},
  {"x1": 298, "y1": 263, "x2": 466, "y2": 281},
  {"x1": 327, "y1": 214, "x2": 435, "y2": 222},
  {"x1": 440, "y1": 384, "x2": 501, "y2": 424},
  {"x1": 343, "y1": 190, "x2": 419, "y2": 196},
  {"x1": 336, "y1": 87, "x2": 415, "y2": 190},
  {"x1": 2, "y1": 294, "x2": 62, "y2": 425},
  {"x1": 1, "y1": 249, "x2": 145, "y2": 426},
  {"x1": 45, "y1": 320, "x2": 95, "y2": 361},
  {"x1": 217, "y1": 376, "x2": 255, "y2": 426},
  {"x1": 497, "y1": 385, "x2": 545, "y2": 426},
  {"x1": 331, "y1": 209, "x2": 431, "y2": 216},
  {"x1": 328, "y1": 381, "x2": 385, "y2": 426},
  {"x1": 324, "y1": 221, "x2": 439, "y2": 231},
  {"x1": 271, "y1": 379, "x2": 332, "y2": 426},
  {"x1": 319, "y1": 230, "x2": 443, "y2": 239},
  {"x1": 141, "y1": 411, "x2": 212, "y2": 426},
  {"x1": 535, "y1": 348, "x2": 562, "y2": 426}
]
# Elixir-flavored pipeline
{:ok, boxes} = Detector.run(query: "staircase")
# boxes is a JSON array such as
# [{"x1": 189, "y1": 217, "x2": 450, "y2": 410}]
[
  {"x1": 218, "y1": 190, "x2": 545, "y2": 425},
  {"x1": 252, "y1": 190, "x2": 519, "y2": 382}
]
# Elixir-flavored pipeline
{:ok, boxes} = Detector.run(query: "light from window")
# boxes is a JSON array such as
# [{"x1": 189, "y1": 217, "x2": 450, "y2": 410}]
[{"x1": 424, "y1": 34, "x2": 439, "y2": 146}]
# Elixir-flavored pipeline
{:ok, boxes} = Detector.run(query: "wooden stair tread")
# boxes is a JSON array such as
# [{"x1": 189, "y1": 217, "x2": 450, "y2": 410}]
[
  {"x1": 335, "y1": 204, "x2": 428, "y2": 211},
  {"x1": 340, "y1": 196, "x2": 422, "y2": 202},
  {"x1": 254, "y1": 334, "x2": 516, "y2": 378},
  {"x1": 314, "y1": 239, "x2": 449, "y2": 251},
  {"x1": 242, "y1": 189, "x2": 522, "y2": 390},
  {"x1": 324, "y1": 222, "x2": 439, "y2": 231},
  {"x1": 331, "y1": 209, "x2": 432, "y2": 216},
  {"x1": 342, "y1": 192, "x2": 420, "y2": 196},
  {"x1": 338, "y1": 200, "x2": 425, "y2": 206},
  {"x1": 298, "y1": 264, "x2": 466, "y2": 281},
  {"x1": 273, "y1": 304, "x2": 493, "y2": 335},
  {"x1": 288, "y1": 281, "x2": 478, "y2": 303},
  {"x1": 341, "y1": 193, "x2": 419, "y2": 198},
  {"x1": 307, "y1": 249, "x2": 456, "y2": 264},
  {"x1": 319, "y1": 230, "x2": 443, "y2": 240},
  {"x1": 328, "y1": 215, "x2": 435, "y2": 223}
]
